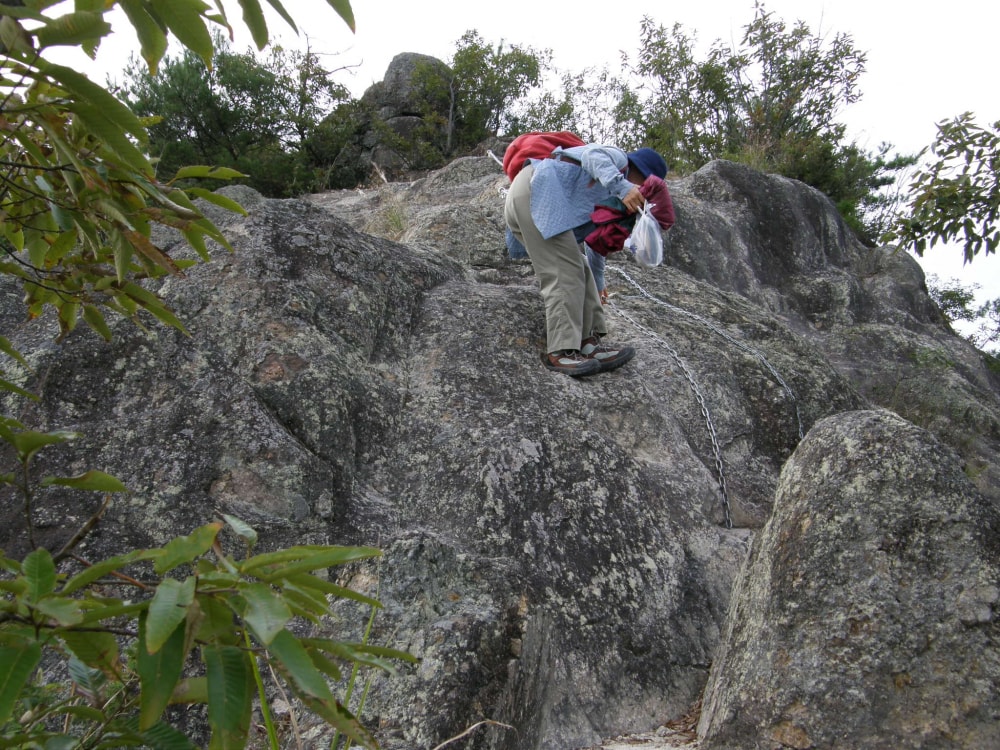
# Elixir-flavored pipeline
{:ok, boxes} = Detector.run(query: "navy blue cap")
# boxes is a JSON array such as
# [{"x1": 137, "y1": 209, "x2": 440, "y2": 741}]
[{"x1": 627, "y1": 148, "x2": 668, "y2": 179}]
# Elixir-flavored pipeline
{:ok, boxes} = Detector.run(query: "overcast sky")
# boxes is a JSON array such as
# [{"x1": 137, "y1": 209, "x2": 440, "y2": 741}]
[{"x1": 80, "y1": 0, "x2": 1000, "y2": 308}]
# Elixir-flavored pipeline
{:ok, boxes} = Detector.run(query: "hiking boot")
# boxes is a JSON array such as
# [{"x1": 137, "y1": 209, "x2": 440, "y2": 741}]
[
  {"x1": 542, "y1": 349, "x2": 601, "y2": 377},
  {"x1": 581, "y1": 336, "x2": 636, "y2": 373}
]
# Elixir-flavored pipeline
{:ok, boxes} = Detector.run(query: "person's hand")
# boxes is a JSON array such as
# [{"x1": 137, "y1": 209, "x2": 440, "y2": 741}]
[{"x1": 622, "y1": 186, "x2": 645, "y2": 213}]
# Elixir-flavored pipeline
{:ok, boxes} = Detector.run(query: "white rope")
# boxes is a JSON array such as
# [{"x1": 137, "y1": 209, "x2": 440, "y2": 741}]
[{"x1": 486, "y1": 149, "x2": 504, "y2": 168}]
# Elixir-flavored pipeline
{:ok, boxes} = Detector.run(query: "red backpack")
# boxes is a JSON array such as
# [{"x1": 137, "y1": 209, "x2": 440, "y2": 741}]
[{"x1": 502, "y1": 131, "x2": 586, "y2": 181}]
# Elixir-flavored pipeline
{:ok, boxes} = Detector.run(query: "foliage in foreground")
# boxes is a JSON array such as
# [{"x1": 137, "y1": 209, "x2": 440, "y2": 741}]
[
  {"x1": 1, "y1": 2, "x2": 416, "y2": 748},
  {"x1": 0, "y1": 0, "x2": 359, "y2": 340},
  {"x1": 0, "y1": 464, "x2": 411, "y2": 748}
]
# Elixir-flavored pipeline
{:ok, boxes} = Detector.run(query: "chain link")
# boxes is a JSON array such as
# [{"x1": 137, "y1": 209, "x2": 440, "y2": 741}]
[
  {"x1": 610, "y1": 301, "x2": 734, "y2": 528},
  {"x1": 607, "y1": 267, "x2": 806, "y2": 529},
  {"x1": 610, "y1": 267, "x2": 804, "y2": 440}
]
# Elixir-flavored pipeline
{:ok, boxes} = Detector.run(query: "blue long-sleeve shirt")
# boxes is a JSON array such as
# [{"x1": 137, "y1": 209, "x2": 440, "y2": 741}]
[
  {"x1": 529, "y1": 144, "x2": 632, "y2": 239},
  {"x1": 506, "y1": 143, "x2": 633, "y2": 258}
]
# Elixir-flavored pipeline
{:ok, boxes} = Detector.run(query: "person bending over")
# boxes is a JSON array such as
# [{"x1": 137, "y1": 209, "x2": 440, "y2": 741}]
[{"x1": 504, "y1": 143, "x2": 667, "y2": 376}]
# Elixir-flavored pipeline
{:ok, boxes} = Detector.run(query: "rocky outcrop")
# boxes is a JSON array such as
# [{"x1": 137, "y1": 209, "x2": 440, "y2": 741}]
[
  {"x1": 2, "y1": 157, "x2": 998, "y2": 749},
  {"x1": 698, "y1": 409, "x2": 1000, "y2": 749},
  {"x1": 355, "y1": 52, "x2": 454, "y2": 176}
]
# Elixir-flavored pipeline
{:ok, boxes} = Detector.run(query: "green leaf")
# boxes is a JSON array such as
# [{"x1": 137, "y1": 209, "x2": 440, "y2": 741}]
[
  {"x1": 267, "y1": 629, "x2": 333, "y2": 702},
  {"x1": 61, "y1": 630, "x2": 120, "y2": 676},
  {"x1": 33, "y1": 11, "x2": 112, "y2": 49},
  {"x1": 302, "y1": 638, "x2": 405, "y2": 673},
  {"x1": 40, "y1": 470, "x2": 127, "y2": 493},
  {"x1": 241, "y1": 545, "x2": 380, "y2": 578},
  {"x1": 352, "y1": 643, "x2": 420, "y2": 663},
  {"x1": 192, "y1": 594, "x2": 240, "y2": 645},
  {"x1": 125, "y1": 229, "x2": 185, "y2": 277},
  {"x1": 220, "y1": 514, "x2": 257, "y2": 546},
  {"x1": 57, "y1": 300, "x2": 80, "y2": 335},
  {"x1": 47, "y1": 230, "x2": 80, "y2": 262},
  {"x1": 136, "y1": 719, "x2": 200, "y2": 750},
  {"x1": 37, "y1": 61, "x2": 147, "y2": 140},
  {"x1": 138, "y1": 610, "x2": 188, "y2": 730},
  {"x1": 261, "y1": 0, "x2": 297, "y2": 33},
  {"x1": 146, "y1": 576, "x2": 196, "y2": 653},
  {"x1": 2, "y1": 223, "x2": 23, "y2": 252},
  {"x1": 184, "y1": 188, "x2": 248, "y2": 216},
  {"x1": 35, "y1": 596, "x2": 85, "y2": 626},
  {"x1": 283, "y1": 572, "x2": 382, "y2": 609},
  {"x1": 7, "y1": 428, "x2": 80, "y2": 463},
  {"x1": 67, "y1": 653, "x2": 106, "y2": 696},
  {"x1": 23, "y1": 548, "x2": 56, "y2": 604},
  {"x1": 181, "y1": 227, "x2": 211, "y2": 261},
  {"x1": 203, "y1": 645, "x2": 252, "y2": 750},
  {"x1": 121, "y1": 281, "x2": 188, "y2": 332},
  {"x1": 0, "y1": 377, "x2": 37, "y2": 401},
  {"x1": 28, "y1": 234, "x2": 49, "y2": 269},
  {"x1": 322, "y1": 0, "x2": 356, "y2": 32},
  {"x1": 279, "y1": 579, "x2": 332, "y2": 620},
  {"x1": 237, "y1": 0, "x2": 268, "y2": 49},
  {"x1": 0, "y1": 642, "x2": 41, "y2": 724},
  {"x1": 82, "y1": 305, "x2": 114, "y2": 342},
  {"x1": 61, "y1": 551, "x2": 143, "y2": 594},
  {"x1": 298, "y1": 693, "x2": 376, "y2": 750},
  {"x1": 0, "y1": 14, "x2": 35, "y2": 54},
  {"x1": 0, "y1": 336, "x2": 29, "y2": 368},
  {"x1": 173, "y1": 166, "x2": 247, "y2": 181},
  {"x1": 150, "y1": 523, "x2": 222, "y2": 575},
  {"x1": 77, "y1": 600, "x2": 146, "y2": 625},
  {"x1": 170, "y1": 676, "x2": 209, "y2": 705},
  {"x1": 118, "y1": 0, "x2": 169, "y2": 73},
  {"x1": 305, "y1": 648, "x2": 342, "y2": 681},
  {"x1": 152, "y1": 0, "x2": 214, "y2": 66},
  {"x1": 258, "y1": 548, "x2": 382, "y2": 581},
  {"x1": 240, "y1": 583, "x2": 291, "y2": 646}
]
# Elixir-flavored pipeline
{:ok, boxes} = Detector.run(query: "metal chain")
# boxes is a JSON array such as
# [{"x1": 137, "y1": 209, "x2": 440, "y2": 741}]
[
  {"x1": 609, "y1": 267, "x2": 804, "y2": 440},
  {"x1": 606, "y1": 267, "x2": 807, "y2": 529},
  {"x1": 609, "y1": 300, "x2": 733, "y2": 529}
]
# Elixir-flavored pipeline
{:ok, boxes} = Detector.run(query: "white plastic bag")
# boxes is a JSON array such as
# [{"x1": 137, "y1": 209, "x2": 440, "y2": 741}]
[{"x1": 627, "y1": 202, "x2": 663, "y2": 268}]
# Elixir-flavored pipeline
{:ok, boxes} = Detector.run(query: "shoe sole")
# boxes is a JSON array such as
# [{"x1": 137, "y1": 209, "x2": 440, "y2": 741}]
[
  {"x1": 541, "y1": 353, "x2": 601, "y2": 377},
  {"x1": 590, "y1": 346, "x2": 636, "y2": 373}
]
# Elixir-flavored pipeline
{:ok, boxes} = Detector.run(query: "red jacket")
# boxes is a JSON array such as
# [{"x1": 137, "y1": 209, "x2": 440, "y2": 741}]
[{"x1": 585, "y1": 175, "x2": 675, "y2": 256}]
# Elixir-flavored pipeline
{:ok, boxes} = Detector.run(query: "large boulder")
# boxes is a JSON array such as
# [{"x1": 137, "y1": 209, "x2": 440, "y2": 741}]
[
  {"x1": 698, "y1": 409, "x2": 1000, "y2": 749},
  {"x1": 358, "y1": 52, "x2": 454, "y2": 174}
]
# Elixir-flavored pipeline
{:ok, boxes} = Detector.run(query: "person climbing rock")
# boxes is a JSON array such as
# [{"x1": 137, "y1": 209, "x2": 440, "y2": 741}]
[{"x1": 504, "y1": 142, "x2": 668, "y2": 376}]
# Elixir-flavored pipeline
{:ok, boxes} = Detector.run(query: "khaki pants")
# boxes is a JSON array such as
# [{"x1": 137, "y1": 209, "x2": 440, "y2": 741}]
[{"x1": 504, "y1": 165, "x2": 607, "y2": 353}]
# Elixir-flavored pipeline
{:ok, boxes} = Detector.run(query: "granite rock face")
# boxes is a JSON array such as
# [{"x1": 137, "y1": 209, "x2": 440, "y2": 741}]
[
  {"x1": 698, "y1": 409, "x2": 1000, "y2": 750},
  {"x1": 2, "y1": 157, "x2": 998, "y2": 749}
]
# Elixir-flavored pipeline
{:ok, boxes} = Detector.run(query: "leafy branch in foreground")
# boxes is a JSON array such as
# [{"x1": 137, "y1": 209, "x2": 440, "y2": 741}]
[
  {"x1": 0, "y1": 0, "x2": 354, "y2": 339},
  {"x1": 0, "y1": 419, "x2": 414, "y2": 749},
  {"x1": 885, "y1": 113, "x2": 1000, "y2": 264},
  {"x1": 0, "y1": 512, "x2": 414, "y2": 749}
]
